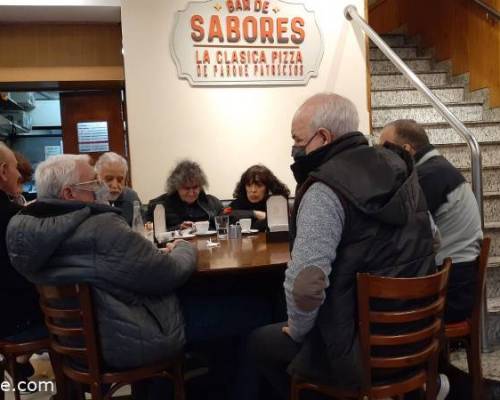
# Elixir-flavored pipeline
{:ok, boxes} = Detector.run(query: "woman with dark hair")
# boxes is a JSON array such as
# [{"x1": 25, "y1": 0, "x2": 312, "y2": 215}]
[
  {"x1": 147, "y1": 159, "x2": 223, "y2": 230},
  {"x1": 229, "y1": 165, "x2": 290, "y2": 231}
]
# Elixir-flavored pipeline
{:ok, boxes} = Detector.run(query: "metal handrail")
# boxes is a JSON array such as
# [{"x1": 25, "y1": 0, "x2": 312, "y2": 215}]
[
  {"x1": 473, "y1": 0, "x2": 500, "y2": 20},
  {"x1": 343, "y1": 5, "x2": 490, "y2": 351}
]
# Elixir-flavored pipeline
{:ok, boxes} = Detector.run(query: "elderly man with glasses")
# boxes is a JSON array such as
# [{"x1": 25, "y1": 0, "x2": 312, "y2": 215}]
[{"x1": 6, "y1": 154, "x2": 197, "y2": 389}]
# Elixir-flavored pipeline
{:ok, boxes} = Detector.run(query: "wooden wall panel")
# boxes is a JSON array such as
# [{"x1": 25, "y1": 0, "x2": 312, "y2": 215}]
[
  {"x1": 0, "y1": 24, "x2": 123, "y2": 67},
  {"x1": 369, "y1": 0, "x2": 500, "y2": 107},
  {"x1": 0, "y1": 23, "x2": 124, "y2": 84}
]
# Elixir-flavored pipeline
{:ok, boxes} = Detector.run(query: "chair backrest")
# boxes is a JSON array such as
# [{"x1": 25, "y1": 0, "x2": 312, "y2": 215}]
[
  {"x1": 37, "y1": 283, "x2": 103, "y2": 382},
  {"x1": 470, "y1": 237, "x2": 491, "y2": 330},
  {"x1": 356, "y1": 259, "x2": 451, "y2": 395}
]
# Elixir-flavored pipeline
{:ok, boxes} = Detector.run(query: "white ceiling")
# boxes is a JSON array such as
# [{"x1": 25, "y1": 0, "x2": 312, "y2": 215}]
[{"x1": 0, "y1": 5, "x2": 121, "y2": 23}]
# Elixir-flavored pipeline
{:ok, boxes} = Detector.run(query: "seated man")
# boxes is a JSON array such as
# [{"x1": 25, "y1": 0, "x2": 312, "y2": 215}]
[
  {"x1": 95, "y1": 151, "x2": 141, "y2": 226},
  {"x1": 380, "y1": 119, "x2": 483, "y2": 323},
  {"x1": 247, "y1": 94, "x2": 438, "y2": 399},
  {"x1": 7, "y1": 154, "x2": 197, "y2": 371},
  {"x1": 0, "y1": 143, "x2": 45, "y2": 378}
]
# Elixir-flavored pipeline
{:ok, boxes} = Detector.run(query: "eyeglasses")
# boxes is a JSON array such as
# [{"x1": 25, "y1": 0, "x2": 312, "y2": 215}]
[{"x1": 70, "y1": 179, "x2": 102, "y2": 192}]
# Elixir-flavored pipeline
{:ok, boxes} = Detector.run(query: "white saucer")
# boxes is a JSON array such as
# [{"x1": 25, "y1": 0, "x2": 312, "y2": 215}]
[
  {"x1": 195, "y1": 230, "x2": 217, "y2": 236},
  {"x1": 242, "y1": 229, "x2": 259, "y2": 234},
  {"x1": 168, "y1": 233, "x2": 195, "y2": 241}
]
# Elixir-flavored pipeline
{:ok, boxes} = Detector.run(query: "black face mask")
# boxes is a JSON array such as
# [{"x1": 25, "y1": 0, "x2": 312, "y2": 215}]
[
  {"x1": 290, "y1": 142, "x2": 336, "y2": 186},
  {"x1": 290, "y1": 131, "x2": 320, "y2": 161}
]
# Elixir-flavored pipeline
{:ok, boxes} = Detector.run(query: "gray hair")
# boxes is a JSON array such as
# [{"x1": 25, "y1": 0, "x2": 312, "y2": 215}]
[
  {"x1": 35, "y1": 154, "x2": 91, "y2": 199},
  {"x1": 297, "y1": 93, "x2": 359, "y2": 138},
  {"x1": 165, "y1": 159, "x2": 208, "y2": 195},
  {"x1": 95, "y1": 152, "x2": 128, "y2": 176}
]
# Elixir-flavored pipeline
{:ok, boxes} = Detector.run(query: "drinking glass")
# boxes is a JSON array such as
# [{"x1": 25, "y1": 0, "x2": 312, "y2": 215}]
[{"x1": 215, "y1": 215, "x2": 229, "y2": 240}]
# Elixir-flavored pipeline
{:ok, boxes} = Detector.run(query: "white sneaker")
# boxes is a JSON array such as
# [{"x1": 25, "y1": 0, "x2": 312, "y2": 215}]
[{"x1": 436, "y1": 373, "x2": 450, "y2": 400}]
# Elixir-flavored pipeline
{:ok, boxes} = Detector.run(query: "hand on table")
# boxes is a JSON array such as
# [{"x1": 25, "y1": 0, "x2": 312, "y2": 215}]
[
  {"x1": 180, "y1": 221, "x2": 194, "y2": 230},
  {"x1": 161, "y1": 239, "x2": 184, "y2": 253},
  {"x1": 253, "y1": 210, "x2": 266, "y2": 220}
]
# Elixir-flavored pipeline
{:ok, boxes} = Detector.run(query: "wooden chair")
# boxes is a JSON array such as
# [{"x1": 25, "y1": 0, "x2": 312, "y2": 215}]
[
  {"x1": 37, "y1": 283, "x2": 185, "y2": 400},
  {"x1": 291, "y1": 260, "x2": 451, "y2": 400},
  {"x1": 444, "y1": 237, "x2": 491, "y2": 400},
  {"x1": 0, "y1": 338, "x2": 51, "y2": 400}
]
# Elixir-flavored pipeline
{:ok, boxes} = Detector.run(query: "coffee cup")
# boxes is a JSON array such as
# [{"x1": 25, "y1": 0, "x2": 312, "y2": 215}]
[
  {"x1": 194, "y1": 220, "x2": 210, "y2": 234},
  {"x1": 239, "y1": 218, "x2": 252, "y2": 232}
]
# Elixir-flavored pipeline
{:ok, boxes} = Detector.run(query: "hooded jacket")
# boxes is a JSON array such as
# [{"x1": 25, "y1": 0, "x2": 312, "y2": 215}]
[
  {"x1": 288, "y1": 132, "x2": 435, "y2": 386},
  {"x1": 6, "y1": 199, "x2": 197, "y2": 369}
]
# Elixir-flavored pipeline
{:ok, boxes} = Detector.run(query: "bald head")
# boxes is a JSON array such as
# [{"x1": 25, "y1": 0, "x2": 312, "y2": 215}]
[
  {"x1": 379, "y1": 120, "x2": 430, "y2": 157},
  {"x1": 0, "y1": 142, "x2": 21, "y2": 196},
  {"x1": 291, "y1": 93, "x2": 359, "y2": 156}
]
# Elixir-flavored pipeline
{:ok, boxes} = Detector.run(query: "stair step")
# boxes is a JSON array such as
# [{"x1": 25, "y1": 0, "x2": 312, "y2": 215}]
[
  {"x1": 371, "y1": 86, "x2": 465, "y2": 107},
  {"x1": 372, "y1": 102, "x2": 484, "y2": 127},
  {"x1": 370, "y1": 58, "x2": 434, "y2": 74},
  {"x1": 487, "y1": 257, "x2": 500, "y2": 298},
  {"x1": 370, "y1": 46, "x2": 427, "y2": 60},
  {"x1": 484, "y1": 222, "x2": 500, "y2": 257},
  {"x1": 370, "y1": 34, "x2": 407, "y2": 47},
  {"x1": 371, "y1": 71, "x2": 449, "y2": 90},
  {"x1": 437, "y1": 141, "x2": 500, "y2": 169},
  {"x1": 462, "y1": 166, "x2": 500, "y2": 193},
  {"x1": 483, "y1": 192, "x2": 500, "y2": 224}
]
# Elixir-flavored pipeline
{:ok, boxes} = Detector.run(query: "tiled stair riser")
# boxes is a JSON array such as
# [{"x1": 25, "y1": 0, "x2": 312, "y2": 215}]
[
  {"x1": 438, "y1": 144, "x2": 500, "y2": 169},
  {"x1": 371, "y1": 72, "x2": 448, "y2": 90},
  {"x1": 462, "y1": 169, "x2": 500, "y2": 192},
  {"x1": 372, "y1": 104, "x2": 483, "y2": 127},
  {"x1": 370, "y1": 58, "x2": 432, "y2": 74},
  {"x1": 371, "y1": 87, "x2": 465, "y2": 107},
  {"x1": 370, "y1": 35, "x2": 407, "y2": 47},
  {"x1": 370, "y1": 46, "x2": 419, "y2": 60},
  {"x1": 485, "y1": 228, "x2": 500, "y2": 258}
]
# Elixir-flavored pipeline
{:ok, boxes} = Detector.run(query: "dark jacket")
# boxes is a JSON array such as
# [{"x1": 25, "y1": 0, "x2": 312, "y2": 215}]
[
  {"x1": 228, "y1": 197, "x2": 267, "y2": 231},
  {"x1": 7, "y1": 199, "x2": 197, "y2": 368},
  {"x1": 288, "y1": 133, "x2": 435, "y2": 387},
  {"x1": 147, "y1": 191, "x2": 223, "y2": 230},
  {"x1": 0, "y1": 190, "x2": 43, "y2": 338},
  {"x1": 110, "y1": 187, "x2": 141, "y2": 226}
]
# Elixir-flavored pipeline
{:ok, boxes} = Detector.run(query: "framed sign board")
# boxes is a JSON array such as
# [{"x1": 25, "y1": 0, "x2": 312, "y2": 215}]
[{"x1": 171, "y1": 0, "x2": 324, "y2": 86}]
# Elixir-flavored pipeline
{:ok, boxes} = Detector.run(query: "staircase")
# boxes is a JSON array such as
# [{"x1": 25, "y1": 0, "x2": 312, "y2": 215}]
[{"x1": 370, "y1": 33, "x2": 500, "y2": 347}]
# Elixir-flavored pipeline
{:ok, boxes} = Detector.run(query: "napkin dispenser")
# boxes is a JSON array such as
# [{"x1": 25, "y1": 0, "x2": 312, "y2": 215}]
[{"x1": 266, "y1": 195, "x2": 289, "y2": 243}]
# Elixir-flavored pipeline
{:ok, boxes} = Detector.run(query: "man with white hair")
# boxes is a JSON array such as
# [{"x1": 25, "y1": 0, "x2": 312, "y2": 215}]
[
  {"x1": 6, "y1": 154, "x2": 197, "y2": 376},
  {"x1": 95, "y1": 151, "x2": 141, "y2": 226},
  {"x1": 246, "y1": 93, "x2": 441, "y2": 398},
  {"x1": 0, "y1": 142, "x2": 45, "y2": 380}
]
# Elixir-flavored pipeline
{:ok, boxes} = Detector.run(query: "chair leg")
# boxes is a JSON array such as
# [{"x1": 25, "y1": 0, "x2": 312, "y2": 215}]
[
  {"x1": 467, "y1": 334, "x2": 483, "y2": 400},
  {"x1": 48, "y1": 350, "x2": 67, "y2": 400},
  {"x1": 90, "y1": 382, "x2": 104, "y2": 400},
  {"x1": 6, "y1": 356, "x2": 21, "y2": 400},
  {"x1": 173, "y1": 362, "x2": 186, "y2": 400},
  {"x1": 290, "y1": 376, "x2": 300, "y2": 400}
]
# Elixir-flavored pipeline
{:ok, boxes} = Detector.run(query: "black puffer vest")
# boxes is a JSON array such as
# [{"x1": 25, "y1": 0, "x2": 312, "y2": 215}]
[{"x1": 288, "y1": 132, "x2": 435, "y2": 387}]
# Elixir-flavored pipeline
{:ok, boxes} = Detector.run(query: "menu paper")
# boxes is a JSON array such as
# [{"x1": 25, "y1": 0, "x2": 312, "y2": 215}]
[{"x1": 266, "y1": 195, "x2": 288, "y2": 232}]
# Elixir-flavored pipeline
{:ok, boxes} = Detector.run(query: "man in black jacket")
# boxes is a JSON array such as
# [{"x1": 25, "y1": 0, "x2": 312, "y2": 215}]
[
  {"x1": 244, "y1": 94, "x2": 438, "y2": 399},
  {"x1": 0, "y1": 142, "x2": 45, "y2": 379},
  {"x1": 379, "y1": 119, "x2": 482, "y2": 323}
]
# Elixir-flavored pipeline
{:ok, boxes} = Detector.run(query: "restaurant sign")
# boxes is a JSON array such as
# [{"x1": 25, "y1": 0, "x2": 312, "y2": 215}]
[{"x1": 171, "y1": 0, "x2": 324, "y2": 86}]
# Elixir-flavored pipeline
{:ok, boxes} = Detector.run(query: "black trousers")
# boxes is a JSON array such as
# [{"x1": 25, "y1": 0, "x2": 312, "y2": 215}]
[{"x1": 445, "y1": 260, "x2": 476, "y2": 323}]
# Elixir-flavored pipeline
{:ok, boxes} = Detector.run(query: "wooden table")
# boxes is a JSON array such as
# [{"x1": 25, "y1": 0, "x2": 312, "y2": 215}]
[{"x1": 193, "y1": 232, "x2": 290, "y2": 274}]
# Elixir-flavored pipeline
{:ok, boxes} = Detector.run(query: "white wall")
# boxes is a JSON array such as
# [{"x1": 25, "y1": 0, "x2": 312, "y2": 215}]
[{"x1": 121, "y1": 0, "x2": 369, "y2": 202}]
